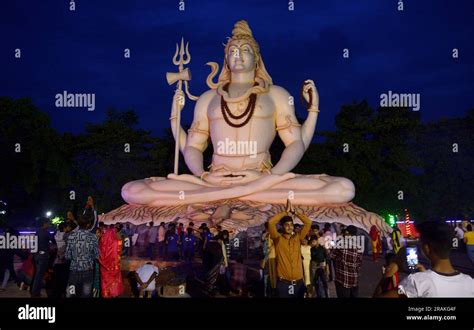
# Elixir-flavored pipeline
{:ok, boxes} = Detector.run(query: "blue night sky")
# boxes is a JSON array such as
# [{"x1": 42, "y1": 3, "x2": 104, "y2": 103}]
[{"x1": 1, "y1": 0, "x2": 473, "y2": 136}]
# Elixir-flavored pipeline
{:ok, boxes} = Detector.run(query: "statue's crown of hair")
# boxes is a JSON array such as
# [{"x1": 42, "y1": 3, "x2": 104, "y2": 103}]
[
  {"x1": 225, "y1": 20, "x2": 260, "y2": 55},
  {"x1": 232, "y1": 20, "x2": 253, "y2": 38}
]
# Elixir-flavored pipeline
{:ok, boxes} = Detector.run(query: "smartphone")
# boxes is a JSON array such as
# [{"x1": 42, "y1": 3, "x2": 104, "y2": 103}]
[{"x1": 406, "y1": 246, "x2": 419, "y2": 272}]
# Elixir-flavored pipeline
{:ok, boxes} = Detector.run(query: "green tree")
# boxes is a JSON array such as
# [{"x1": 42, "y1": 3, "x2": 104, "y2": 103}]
[
  {"x1": 414, "y1": 109, "x2": 474, "y2": 220},
  {"x1": 0, "y1": 97, "x2": 71, "y2": 223},
  {"x1": 296, "y1": 100, "x2": 422, "y2": 217},
  {"x1": 70, "y1": 109, "x2": 170, "y2": 212}
]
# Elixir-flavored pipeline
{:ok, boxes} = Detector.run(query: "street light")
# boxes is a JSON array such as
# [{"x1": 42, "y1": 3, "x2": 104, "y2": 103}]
[{"x1": 46, "y1": 211, "x2": 52, "y2": 218}]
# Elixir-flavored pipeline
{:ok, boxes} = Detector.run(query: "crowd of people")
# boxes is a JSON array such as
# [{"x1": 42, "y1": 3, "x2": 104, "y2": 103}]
[
  {"x1": 127, "y1": 219, "x2": 251, "y2": 297},
  {"x1": 0, "y1": 196, "x2": 126, "y2": 298},
  {"x1": 454, "y1": 220, "x2": 474, "y2": 264},
  {"x1": 374, "y1": 221, "x2": 474, "y2": 297},
  {"x1": 1, "y1": 197, "x2": 473, "y2": 298},
  {"x1": 259, "y1": 210, "x2": 474, "y2": 298},
  {"x1": 0, "y1": 195, "x2": 248, "y2": 298},
  {"x1": 260, "y1": 210, "x2": 365, "y2": 298}
]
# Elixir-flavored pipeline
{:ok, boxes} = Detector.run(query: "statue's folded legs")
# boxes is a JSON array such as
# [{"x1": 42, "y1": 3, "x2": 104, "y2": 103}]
[{"x1": 122, "y1": 173, "x2": 355, "y2": 206}]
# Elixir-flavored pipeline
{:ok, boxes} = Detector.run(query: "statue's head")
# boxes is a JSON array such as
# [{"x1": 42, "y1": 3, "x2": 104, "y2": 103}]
[
  {"x1": 224, "y1": 21, "x2": 260, "y2": 74},
  {"x1": 207, "y1": 20, "x2": 272, "y2": 92}
]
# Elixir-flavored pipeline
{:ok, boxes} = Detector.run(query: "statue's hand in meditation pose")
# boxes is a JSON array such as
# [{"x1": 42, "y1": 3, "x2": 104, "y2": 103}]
[
  {"x1": 202, "y1": 169, "x2": 267, "y2": 187},
  {"x1": 203, "y1": 171, "x2": 238, "y2": 187},
  {"x1": 122, "y1": 20, "x2": 355, "y2": 206}
]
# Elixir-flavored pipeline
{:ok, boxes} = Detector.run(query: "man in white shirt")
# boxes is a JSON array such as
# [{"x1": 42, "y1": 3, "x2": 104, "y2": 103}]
[
  {"x1": 374, "y1": 221, "x2": 474, "y2": 298},
  {"x1": 135, "y1": 262, "x2": 159, "y2": 298},
  {"x1": 397, "y1": 268, "x2": 473, "y2": 297},
  {"x1": 455, "y1": 223, "x2": 465, "y2": 240}
]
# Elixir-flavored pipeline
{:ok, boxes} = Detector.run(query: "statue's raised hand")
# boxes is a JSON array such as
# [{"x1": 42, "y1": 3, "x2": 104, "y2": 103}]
[
  {"x1": 171, "y1": 89, "x2": 185, "y2": 117},
  {"x1": 302, "y1": 79, "x2": 319, "y2": 110}
]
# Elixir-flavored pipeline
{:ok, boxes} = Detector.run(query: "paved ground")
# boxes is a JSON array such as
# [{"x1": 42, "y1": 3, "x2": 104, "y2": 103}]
[{"x1": 1, "y1": 249, "x2": 472, "y2": 298}]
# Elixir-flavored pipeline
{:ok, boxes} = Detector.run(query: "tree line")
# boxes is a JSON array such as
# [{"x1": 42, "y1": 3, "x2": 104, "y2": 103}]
[{"x1": 0, "y1": 97, "x2": 472, "y2": 226}]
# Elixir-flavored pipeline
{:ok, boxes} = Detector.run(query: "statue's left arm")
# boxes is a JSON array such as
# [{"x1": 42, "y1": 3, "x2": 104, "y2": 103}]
[{"x1": 270, "y1": 85, "x2": 305, "y2": 175}]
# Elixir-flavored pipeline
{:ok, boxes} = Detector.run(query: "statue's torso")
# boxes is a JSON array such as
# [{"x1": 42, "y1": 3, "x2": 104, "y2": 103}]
[{"x1": 206, "y1": 90, "x2": 276, "y2": 172}]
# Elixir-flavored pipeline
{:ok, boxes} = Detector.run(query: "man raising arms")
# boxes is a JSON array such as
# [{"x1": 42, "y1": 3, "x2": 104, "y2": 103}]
[{"x1": 267, "y1": 205, "x2": 312, "y2": 298}]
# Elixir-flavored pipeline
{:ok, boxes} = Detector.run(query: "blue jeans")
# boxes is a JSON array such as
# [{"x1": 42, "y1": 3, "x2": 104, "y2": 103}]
[
  {"x1": 67, "y1": 269, "x2": 94, "y2": 298},
  {"x1": 31, "y1": 253, "x2": 49, "y2": 297},
  {"x1": 467, "y1": 245, "x2": 474, "y2": 265},
  {"x1": 312, "y1": 267, "x2": 328, "y2": 298}
]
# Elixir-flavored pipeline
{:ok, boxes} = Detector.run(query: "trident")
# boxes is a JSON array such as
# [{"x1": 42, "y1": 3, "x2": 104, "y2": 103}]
[{"x1": 166, "y1": 38, "x2": 198, "y2": 175}]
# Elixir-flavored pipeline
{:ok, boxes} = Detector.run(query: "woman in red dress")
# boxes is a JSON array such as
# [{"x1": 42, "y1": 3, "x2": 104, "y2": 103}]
[{"x1": 99, "y1": 227, "x2": 124, "y2": 298}]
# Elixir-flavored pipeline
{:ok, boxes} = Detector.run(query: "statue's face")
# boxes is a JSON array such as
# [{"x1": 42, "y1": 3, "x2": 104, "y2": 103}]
[{"x1": 227, "y1": 40, "x2": 256, "y2": 73}]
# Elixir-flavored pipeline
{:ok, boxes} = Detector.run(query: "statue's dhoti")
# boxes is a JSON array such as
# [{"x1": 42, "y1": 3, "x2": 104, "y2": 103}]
[{"x1": 121, "y1": 172, "x2": 355, "y2": 207}]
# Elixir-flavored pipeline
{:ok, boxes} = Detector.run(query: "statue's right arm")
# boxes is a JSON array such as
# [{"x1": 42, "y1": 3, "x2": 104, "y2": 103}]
[
  {"x1": 170, "y1": 90, "x2": 188, "y2": 153},
  {"x1": 183, "y1": 90, "x2": 214, "y2": 177}
]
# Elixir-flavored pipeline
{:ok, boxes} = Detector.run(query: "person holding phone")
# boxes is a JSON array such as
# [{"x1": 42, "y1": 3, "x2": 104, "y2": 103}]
[
  {"x1": 405, "y1": 246, "x2": 419, "y2": 272},
  {"x1": 374, "y1": 221, "x2": 474, "y2": 298}
]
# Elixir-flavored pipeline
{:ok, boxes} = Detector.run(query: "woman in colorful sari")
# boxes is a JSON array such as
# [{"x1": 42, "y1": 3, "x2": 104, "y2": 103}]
[{"x1": 99, "y1": 226, "x2": 124, "y2": 298}]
